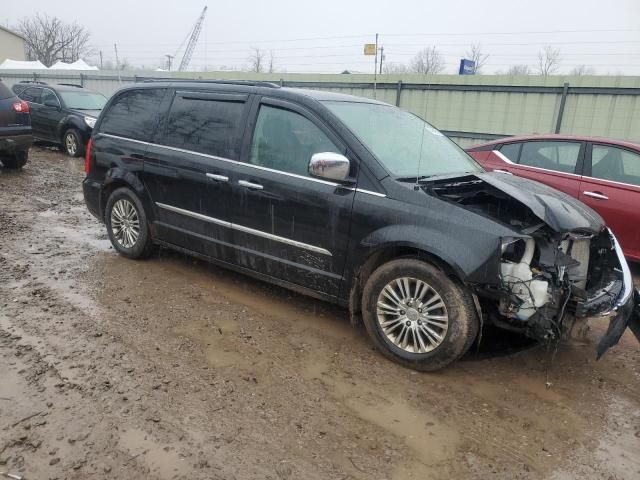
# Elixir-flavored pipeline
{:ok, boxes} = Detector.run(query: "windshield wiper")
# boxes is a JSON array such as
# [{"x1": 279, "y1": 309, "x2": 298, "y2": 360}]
[{"x1": 395, "y1": 175, "x2": 434, "y2": 183}]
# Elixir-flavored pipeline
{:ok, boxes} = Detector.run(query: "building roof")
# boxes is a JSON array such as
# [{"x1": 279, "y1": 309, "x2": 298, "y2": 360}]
[{"x1": 0, "y1": 24, "x2": 26, "y2": 41}]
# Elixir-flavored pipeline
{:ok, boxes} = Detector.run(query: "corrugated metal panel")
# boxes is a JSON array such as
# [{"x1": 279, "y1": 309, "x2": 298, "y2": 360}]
[{"x1": 1, "y1": 70, "x2": 638, "y2": 143}]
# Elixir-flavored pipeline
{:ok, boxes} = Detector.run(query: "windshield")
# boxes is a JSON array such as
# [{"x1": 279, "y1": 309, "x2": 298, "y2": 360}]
[
  {"x1": 59, "y1": 91, "x2": 107, "y2": 111},
  {"x1": 324, "y1": 101, "x2": 482, "y2": 178}
]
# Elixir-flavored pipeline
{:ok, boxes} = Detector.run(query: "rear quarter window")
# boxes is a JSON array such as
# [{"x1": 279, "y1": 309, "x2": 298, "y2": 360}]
[{"x1": 99, "y1": 88, "x2": 166, "y2": 141}]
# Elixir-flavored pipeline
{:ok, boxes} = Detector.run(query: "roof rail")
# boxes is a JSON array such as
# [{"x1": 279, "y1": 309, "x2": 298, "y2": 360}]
[
  {"x1": 141, "y1": 78, "x2": 281, "y2": 88},
  {"x1": 57, "y1": 83, "x2": 84, "y2": 88},
  {"x1": 19, "y1": 80, "x2": 48, "y2": 85}
]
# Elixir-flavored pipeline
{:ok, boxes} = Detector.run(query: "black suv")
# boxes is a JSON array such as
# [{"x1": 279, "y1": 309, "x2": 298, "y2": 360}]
[
  {"x1": 0, "y1": 80, "x2": 32, "y2": 169},
  {"x1": 13, "y1": 82, "x2": 107, "y2": 157},
  {"x1": 83, "y1": 81, "x2": 639, "y2": 370}
]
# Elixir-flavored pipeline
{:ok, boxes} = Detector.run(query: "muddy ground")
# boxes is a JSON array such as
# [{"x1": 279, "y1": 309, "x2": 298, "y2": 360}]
[{"x1": 0, "y1": 147, "x2": 639, "y2": 480}]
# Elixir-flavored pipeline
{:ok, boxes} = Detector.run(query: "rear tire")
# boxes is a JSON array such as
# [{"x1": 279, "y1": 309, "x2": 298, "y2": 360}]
[
  {"x1": 63, "y1": 128, "x2": 84, "y2": 158},
  {"x1": 1, "y1": 150, "x2": 28, "y2": 169},
  {"x1": 361, "y1": 258, "x2": 478, "y2": 371},
  {"x1": 105, "y1": 188, "x2": 155, "y2": 259}
]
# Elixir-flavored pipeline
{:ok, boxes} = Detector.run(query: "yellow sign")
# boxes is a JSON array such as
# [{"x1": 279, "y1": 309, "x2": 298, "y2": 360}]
[{"x1": 363, "y1": 44, "x2": 376, "y2": 56}]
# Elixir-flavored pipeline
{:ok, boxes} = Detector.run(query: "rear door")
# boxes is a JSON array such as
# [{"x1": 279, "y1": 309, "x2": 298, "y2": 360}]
[
  {"x1": 142, "y1": 89, "x2": 250, "y2": 263},
  {"x1": 579, "y1": 143, "x2": 640, "y2": 260},
  {"x1": 489, "y1": 140, "x2": 584, "y2": 197},
  {"x1": 228, "y1": 97, "x2": 355, "y2": 297},
  {"x1": 20, "y1": 87, "x2": 45, "y2": 137}
]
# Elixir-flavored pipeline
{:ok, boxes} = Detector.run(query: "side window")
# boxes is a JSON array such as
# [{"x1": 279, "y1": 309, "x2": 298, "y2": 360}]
[
  {"x1": 21, "y1": 87, "x2": 42, "y2": 104},
  {"x1": 163, "y1": 95, "x2": 244, "y2": 158},
  {"x1": 499, "y1": 143, "x2": 521, "y2": 162},
  {"x1": 41, "y1": 89, "x2": 60, "y2": 108},
  {"x1": 99, "y1": 88, "x2": 165, "y2": 141},
  {"x1": 591, "y1": 145, "x2": 640, "y2": 187},
  {"x1": 249, "y1": 105, "x2": 339, "y2": 176},
  {"x1": 519, "y1": 141, "x2": 580, "y2": 173}
]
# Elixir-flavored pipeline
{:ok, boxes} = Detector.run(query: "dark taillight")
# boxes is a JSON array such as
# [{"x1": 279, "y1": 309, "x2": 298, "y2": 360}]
[
  {"x1": 84, "y1": 138, "x2": 93, "y2": 174},
  {"x1": 12, "y1": 100, "x2": 29, "y2": 113}
]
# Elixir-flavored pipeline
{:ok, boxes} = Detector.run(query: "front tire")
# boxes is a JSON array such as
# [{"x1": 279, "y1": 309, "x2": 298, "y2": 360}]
[
  {"x1": 1, "y1": 150, "x2": 28, "y2": 169},
  {"x1": 63, "y1": 128, "x2": 84, "y2": 158},
  {"x1": 361, "y1": 258, "x2": 478, "y2": 371},
  {"x1": 105, "y1": 188, "x2": 155, "y2": 259}
]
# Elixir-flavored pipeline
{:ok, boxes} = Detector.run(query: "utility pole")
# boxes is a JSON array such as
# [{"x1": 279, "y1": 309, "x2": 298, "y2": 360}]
[
  {"x1": 114, "y1": 43, "x2": 121, "y2": 82},
  {"x1": 165, "y1": 54, "x2": 174, "y2": 71},
  {"x1": 99, "y1": 51, "x2": 103, "y2": 70},
  {"x1": 379, "y1": 46, "x2": 384, "y2": 74},
  {"x1": 373, "y1": 33, "x2": 378, "y2": 98}
]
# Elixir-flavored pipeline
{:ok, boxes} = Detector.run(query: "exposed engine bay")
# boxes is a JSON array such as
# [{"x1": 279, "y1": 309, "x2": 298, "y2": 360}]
[{"x1": 426, "y1": 173, "x2": 638, "y2": 355}]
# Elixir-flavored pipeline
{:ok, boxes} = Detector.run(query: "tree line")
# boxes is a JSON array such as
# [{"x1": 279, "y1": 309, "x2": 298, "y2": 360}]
[{"x1": 13, "y1": 14, "x2": 595, "y2": 76}]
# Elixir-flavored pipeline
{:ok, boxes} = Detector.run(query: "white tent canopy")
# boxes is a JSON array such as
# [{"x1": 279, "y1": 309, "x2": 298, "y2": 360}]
[
  {"x1": 49, "y1": 59, "x2": 99, "y2": 70},
  {"x1": 0, "y1": 59, "x2": 48, "y2": 70}
]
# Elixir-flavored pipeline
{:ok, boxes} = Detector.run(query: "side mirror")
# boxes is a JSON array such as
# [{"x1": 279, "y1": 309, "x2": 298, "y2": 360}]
[
  {"x1": 308, "y1": 152, "x2": 350, "y2": 182},
  {"x1": 44, "y1": 98, "x2": 59, "y2": 109}
]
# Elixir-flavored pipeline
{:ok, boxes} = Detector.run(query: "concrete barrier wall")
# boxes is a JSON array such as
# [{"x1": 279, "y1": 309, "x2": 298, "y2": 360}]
[{"x1": 2, "y1": 69, "x2": 639, "y2": 146}]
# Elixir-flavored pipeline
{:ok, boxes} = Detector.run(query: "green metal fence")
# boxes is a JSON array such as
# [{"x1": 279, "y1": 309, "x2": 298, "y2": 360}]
[{"x1": 2, "y1": 69, "x2": 639, "y2": 147}]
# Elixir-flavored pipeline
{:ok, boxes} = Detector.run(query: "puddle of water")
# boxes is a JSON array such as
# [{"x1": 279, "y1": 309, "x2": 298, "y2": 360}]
[
  {"x1": 118, "y1": 428, "x2": 188, "y2": 479},
  {"x1": 304, "y1": 363, "x2": 460, "y2": 479}
]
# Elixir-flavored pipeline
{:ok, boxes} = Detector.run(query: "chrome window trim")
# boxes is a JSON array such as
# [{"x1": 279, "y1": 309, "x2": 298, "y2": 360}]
[
  {"x1": 492, "y1": 149, "x2": 583, "y2": 179},
  {"x1": 155, "y1": 202, "x2": 332, "y2": 256},
  {"x1": 98, "y1": 133, "x2": 388, "y2": 197}
]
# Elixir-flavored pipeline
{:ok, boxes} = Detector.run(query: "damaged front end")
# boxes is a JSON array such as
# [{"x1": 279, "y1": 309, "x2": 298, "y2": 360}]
[{"x1": 429, "y1": 172, "x2": 639, "y2": 357}]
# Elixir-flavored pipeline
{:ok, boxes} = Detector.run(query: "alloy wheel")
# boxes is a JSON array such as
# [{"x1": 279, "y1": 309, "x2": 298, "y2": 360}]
[
  {"x1": 376, "y1": 277, "x2": 449, "y2": 353},
  {"x1": 110, "y1": 199, "x2": 140, "y2": 248},
  {"x1": 65, "y1": 133, "x2": 77, "y2": 156}
]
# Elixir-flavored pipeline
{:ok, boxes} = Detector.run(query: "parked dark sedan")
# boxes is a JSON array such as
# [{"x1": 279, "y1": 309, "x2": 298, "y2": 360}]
[
  {"x1": 83, "y1": 81, "x2": 639, "y2": 370},
  {"x1": 13, "y1": 82, "x2": 107, "y2": 157},
  {"x1": 0, "y1": 79, "x2": 32, "y2": 169}
]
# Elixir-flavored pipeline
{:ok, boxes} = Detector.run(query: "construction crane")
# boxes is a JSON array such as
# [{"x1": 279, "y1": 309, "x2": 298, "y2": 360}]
[{"x1": 178, "y1": 6, "x2": 208, "y2": 72}]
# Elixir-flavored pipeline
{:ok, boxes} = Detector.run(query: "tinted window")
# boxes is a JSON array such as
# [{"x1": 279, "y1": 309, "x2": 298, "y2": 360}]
[
  {"x1": 519, "y1": 141, "x2": 580, "y2": 173},
  {"x1": 163, "y1": 95, "x2": 244, "y2": 158},
  {"x1": 99, "y1": 88, "x2": 165, "y2": 141},
  {"x1": 499, "y1": 143, "x2": 521, "y2": 162},
  {"x1": 21, "y1": 87, "x2": 42, "y2": 104},
  {"x1": 250, "y1": 105, "x2": 340, "y2": 176},
  {"x1": 41, "y1": 89, "x2": 60, "y2": 107},
  {"x1": 11, "y1": 84, "x2": 27, "y2": 96},
  {"x1": 591, "y1": 145, "x2": 640, "y2": 187},
  {"x1": 0, "y1": 81, "x2": 13, "y2": 99},
  {"x1": 59, "y1": 91, "x2": 107, "y2": 110}
]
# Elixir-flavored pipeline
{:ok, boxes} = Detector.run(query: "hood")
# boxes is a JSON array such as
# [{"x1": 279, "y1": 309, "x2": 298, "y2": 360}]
[
  {"x1": 70, "y1": 109, "x2": 102, "y2": 118},
  {"x1": 425, "y1": 172, "x2": 604, "y2": 234}
]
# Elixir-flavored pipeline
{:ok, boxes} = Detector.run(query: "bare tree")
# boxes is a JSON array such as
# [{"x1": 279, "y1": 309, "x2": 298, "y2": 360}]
[
  {"x1": 465, "y1": 44, "x2": 489, "y2": 74},
  {"x1": 268, "y1": 50, "x2": 275, "y2": 73},
  {"x1": 537, "y1": 46, "x2": 561, "y2": 76},
  {"x1": 248, "y1": 47, "x2": 266, "y2": 73},
  {"x1": 570, "y1": 65, "x2": 595, "y2": 76},
  {"x1": 383, "y1": 62, "x2": 409, "y2": 74},
  {"x1": 16, "y1": 14, "x2": 91, "y2": 67},
  {"x1": 505, "y1": 64, "x2": 531, "y2": 75},
  {"x1": 410, "y1": 46, "x2": 445, "y2": 75}
]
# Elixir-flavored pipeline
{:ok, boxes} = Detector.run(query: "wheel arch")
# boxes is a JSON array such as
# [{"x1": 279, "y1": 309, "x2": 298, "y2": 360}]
[
  {"x1": 347, "y1": 242, "x2": 468, "y2": 323},
  {"x1": 100, "y1": 168, "x2": 152, "y2": 222}
]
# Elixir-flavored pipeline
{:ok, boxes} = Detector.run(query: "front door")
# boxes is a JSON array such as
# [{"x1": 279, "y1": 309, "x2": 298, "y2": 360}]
[
  {"x1": 143, "y1": 89, "x2": 251, "y2": 264},
  {"x1": 579, "y1": 143, "x2": 640, "y2": 261},
  {"x1": 40, "y1": 88, "x2": 65, "y2": 141},
  {"x1": 229, "y1": 98, "x2": 355, "y2": 297}
]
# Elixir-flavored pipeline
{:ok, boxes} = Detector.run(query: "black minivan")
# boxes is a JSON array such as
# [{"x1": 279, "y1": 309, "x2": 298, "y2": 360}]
[{"x1": 83, "y1": 80, "x2": 638, "y2": 370}]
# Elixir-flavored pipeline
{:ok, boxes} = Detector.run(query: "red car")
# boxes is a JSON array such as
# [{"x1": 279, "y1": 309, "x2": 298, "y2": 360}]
[{"x1": 466, "y1": 135, "x2": 640, "y2": 262}]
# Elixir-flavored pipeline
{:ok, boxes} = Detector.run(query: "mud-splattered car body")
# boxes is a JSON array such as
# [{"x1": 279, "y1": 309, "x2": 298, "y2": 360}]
[{"x1": 83, "y1": 81, "x2": 639, "y2": 367}]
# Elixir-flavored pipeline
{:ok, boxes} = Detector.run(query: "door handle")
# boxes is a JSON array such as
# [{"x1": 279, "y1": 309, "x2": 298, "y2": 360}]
[
  {"x1": 583, "y1": 191, "x2": 609, "y2": 200},
  {"x1": 238, "y1": 180, "x2": 263, "y2": 190},
  {"x1": 206, "y1": 173, "x2": 229, "y2": 182}
]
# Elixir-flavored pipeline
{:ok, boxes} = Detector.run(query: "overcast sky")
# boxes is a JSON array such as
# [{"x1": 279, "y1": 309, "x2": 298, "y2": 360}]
[{"x1": 4, "y1": 0, "x2": 640, "y2": 74}]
